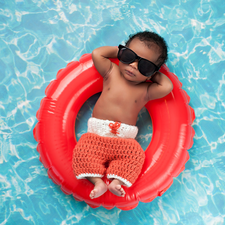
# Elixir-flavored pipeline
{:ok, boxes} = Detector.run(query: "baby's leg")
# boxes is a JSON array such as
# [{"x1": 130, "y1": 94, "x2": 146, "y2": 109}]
[
  {"x1": 106, "y1": 138, "x2": 145, "y2": 196},
  {"x1": 108, "y1": 179, "x2": 125, "y2": 197},
  {"x1": 87, "y1": 177, "x2": 108, "y2": 199}
]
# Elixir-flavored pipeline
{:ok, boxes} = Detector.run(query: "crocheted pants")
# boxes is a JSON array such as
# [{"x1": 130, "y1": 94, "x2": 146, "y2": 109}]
[{"x1": 72, "y1": 118, "x2": 145, "y2": 187}]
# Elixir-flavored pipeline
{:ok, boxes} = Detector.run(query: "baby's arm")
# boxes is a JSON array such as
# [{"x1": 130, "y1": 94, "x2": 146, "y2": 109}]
[
  {"x1": 147, "y1": 72, "x2": 173, "y2": 101},
  {"x1": 92, "y1": 46, "x2": 118, "y2": 77}
]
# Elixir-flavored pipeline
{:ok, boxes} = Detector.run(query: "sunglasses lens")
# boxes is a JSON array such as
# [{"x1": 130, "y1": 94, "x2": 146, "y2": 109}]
[
  {"x1": 118, "y1": 48, "x2": 135, "y2": 64},
  {"x1": 139, "y1": 59, "x2": 156, "y2": 76}
]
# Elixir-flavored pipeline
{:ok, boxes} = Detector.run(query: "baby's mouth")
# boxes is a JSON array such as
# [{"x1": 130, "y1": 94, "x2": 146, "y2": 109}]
[{"x1": 125, "y1": 70, "x2": 135, "y2": 77}]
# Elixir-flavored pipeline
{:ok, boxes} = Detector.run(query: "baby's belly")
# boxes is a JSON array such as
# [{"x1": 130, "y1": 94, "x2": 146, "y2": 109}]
[{"x1": 92, "y1": 103, "x2": 138, "y2": 126}]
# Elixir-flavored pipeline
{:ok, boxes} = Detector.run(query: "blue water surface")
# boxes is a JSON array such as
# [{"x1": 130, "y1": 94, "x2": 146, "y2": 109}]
[{"x1": 0, "y1": 0, "x2": 225, "y2": 224}]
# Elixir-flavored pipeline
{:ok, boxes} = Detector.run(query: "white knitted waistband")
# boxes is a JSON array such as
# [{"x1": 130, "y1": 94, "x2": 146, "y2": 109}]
[{"x1": 87, "y1": 117, "x2": 138, "y2": 139}]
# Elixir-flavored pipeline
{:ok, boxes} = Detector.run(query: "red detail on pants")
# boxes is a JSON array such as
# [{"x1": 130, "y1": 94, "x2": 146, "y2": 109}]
[{"x1": 108, "y1": 122, "x2": 121, "y2": 134}]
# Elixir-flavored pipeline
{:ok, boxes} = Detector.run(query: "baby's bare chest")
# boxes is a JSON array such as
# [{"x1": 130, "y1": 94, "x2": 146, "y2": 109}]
[{"x1": 103, "y1": 81, "x2": 147, "y2": 108}]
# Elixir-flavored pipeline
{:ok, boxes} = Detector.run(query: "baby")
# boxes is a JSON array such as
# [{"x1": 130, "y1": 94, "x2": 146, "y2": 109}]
[{"x1": 72, "y1": 31, "x2": 173, "y2": 199}]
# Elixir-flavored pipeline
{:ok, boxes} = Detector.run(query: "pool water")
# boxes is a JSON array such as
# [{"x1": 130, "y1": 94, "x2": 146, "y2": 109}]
[{"x1": 0, "y1": 0, "x2": 225, "y2": 224}]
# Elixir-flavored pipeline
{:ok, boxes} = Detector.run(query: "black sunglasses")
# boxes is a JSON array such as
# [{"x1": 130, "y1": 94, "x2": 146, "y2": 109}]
[{"x1": 117, "y1": 45, "x2": 159, "y2": 77}]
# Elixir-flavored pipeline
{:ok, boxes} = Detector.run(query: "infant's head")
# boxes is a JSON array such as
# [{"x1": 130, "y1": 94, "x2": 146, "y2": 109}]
[{"x1": 125, "y1": 31, "x2": 168, "y2": 68}]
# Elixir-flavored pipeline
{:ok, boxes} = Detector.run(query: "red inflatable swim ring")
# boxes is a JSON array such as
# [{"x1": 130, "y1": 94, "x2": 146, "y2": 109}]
[{"x1": 33, "y1": 54, "x2": 195, "y2": 210}]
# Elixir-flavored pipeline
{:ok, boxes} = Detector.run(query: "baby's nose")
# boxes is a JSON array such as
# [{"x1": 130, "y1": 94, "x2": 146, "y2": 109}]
[{"x1": 129, "y1": 60, "x2": 138, "y2": 69}]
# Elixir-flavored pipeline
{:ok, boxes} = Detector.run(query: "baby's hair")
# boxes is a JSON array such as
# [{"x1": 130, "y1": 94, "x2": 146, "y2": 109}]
[{"x1": 125, "y1": 31, "x2": 168, "y2": 67}]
